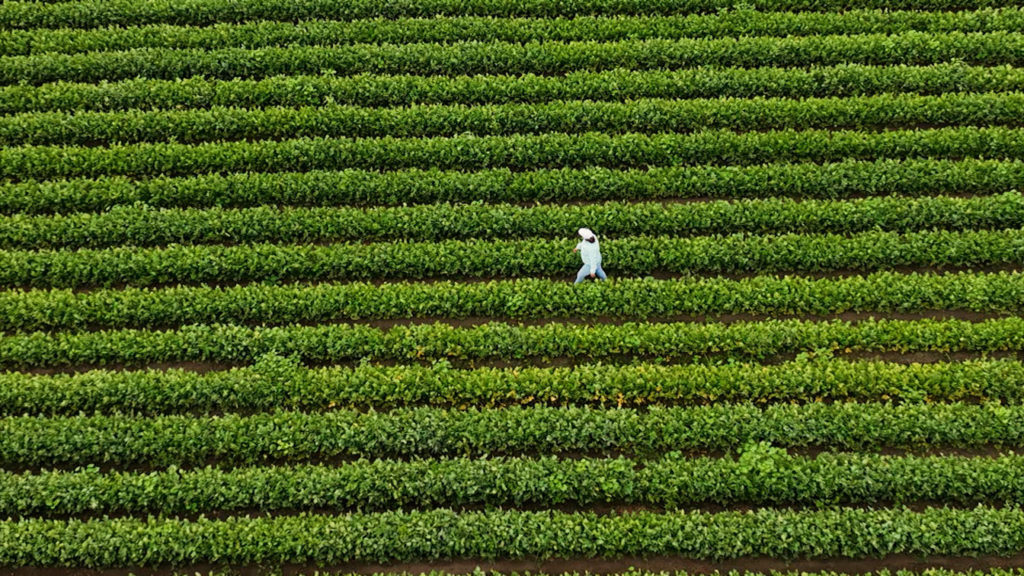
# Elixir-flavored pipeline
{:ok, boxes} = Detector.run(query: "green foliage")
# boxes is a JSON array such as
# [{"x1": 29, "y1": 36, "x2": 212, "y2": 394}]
[
  {"x1": 3, "y1": 10, "x2": 1024, "y2": 56},
  {"x1": 1, "y1": 193, "x2": 1021, "y2": 249},
  {"x1": 2, "y1": 402, "x2": 1024, "y2": 467},
  {"x1": 3, "y1": 0, "x2": 1017, "y2": 30},
  {"x1": 0, "y1": 355, "x2": 1022, "y2": 415},
  {"x1": 4, "y1": 1, "x2": 1024, "y2": 569},
  {"x1": 3, "y1": 93, "x2": 1024, "y2": 147},
  {"x1": 2, "y1": 64, "x2": 1020, "y2": 114},
  {"x1": 2, "y1": 451, "x2": 1024, "y2": 516},
  {"x1": 2, "y1": 271, "x2": 1024, "y2": 331},
  {"x1": 4, "y1": 32, "x2": 1024, "y2": 85},
  {"x1": 3, "y1": 506, "x2": 1024, "y2": 565},
  {"x1": 2, "y1": 229, "x2": 1024, "y2": 288},
  {"x1": 2, "y1": 158, "x2": 1018, "y2": 215},
  {"x1": 5, "y1": 126, "x2": 1023, "y2": 181},
  {"x1": 0, "y1": 316, "x2": 1021, "y2": 368}
]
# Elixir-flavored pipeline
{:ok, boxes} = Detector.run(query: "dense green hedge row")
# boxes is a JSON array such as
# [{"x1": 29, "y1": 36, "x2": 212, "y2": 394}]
[
  {"x1": 3, "y1": 272, "x2": 1023, "y2": 332},
  {"x1": 4, "y1": 450, "x2": 1024, "y2": 515},
  {"x1": 6, "y1": 10, "x2": 1024, "y2": 56},
  {"x1": 4, "y1": 33, "x2": 1024, "y2": 85},
  {"x1": 2, "y1": 159, "x2": 1019, "y2": 215},
  {"x1": 1, "y1": 317, "x2": 1021, "y2": 368},
  {"x1": 6, "y1": 93, "x2": 1024, "y2": 147},
  {"x1": 3, "y1": 229, "x2": 1023, "y2": 288},
  {"x1": 6, "y1": 127, "x2": 1024, "y2": 181},
  {"x1": 1, "y1": 355, "x2": 1022, "y2": 415},
  {"x1": 4, "y1": 64, "x2": 1020, "y2": 114},
  {"x1": 3, "y1": 403, "x2": 1024, "y2": 466},
  {"x1": 3, "y1": 0, "x2": 1017, "y2": 30},
  {"x1": 4, "y1": 507, "x2": 1024, "y2": 565},
  {"x1": 4, "y1": 193, "x2": 1022, "y2": 249}
]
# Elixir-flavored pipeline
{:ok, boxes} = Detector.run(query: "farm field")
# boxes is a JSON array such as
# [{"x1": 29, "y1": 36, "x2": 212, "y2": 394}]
[{"x1": 3, "y1": 0, "x2": 1024, "y2": 575}]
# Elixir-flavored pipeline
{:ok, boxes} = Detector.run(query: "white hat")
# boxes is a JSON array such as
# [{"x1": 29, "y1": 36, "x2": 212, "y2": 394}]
[{"x1": 578, "y1": 227, "x2": 595, "y2": 240}]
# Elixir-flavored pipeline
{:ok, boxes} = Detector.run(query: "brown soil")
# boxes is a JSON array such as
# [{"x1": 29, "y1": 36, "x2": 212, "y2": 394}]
[
  {"x1": 5, "y1": 445, "x2": 1017, "y2": 476},
  {"x1": 356, "y1": 309, "x2": 1009, "y2": 330},
  {"x1": 295, "y1": 554, "x2": 1024, "y2": 576},
  {"x1": 23, "y1": 499, "x2": 1021, "y2": 524},
  {"x1": 45, "y1": 308, "x2": 1016, "y2": 335},
  {"x1": 6, "y1": 348, "x2": 1021, "y2": 376},
  {"x1": 510, "y1": 192, "x2": 986, "y2": 208},
  {"x1": 21, "y1": 119, "x2": 1011, "y2": 150},
  {"x1": 839, "y1": 350, "x2": 1022, "y2": 363}
]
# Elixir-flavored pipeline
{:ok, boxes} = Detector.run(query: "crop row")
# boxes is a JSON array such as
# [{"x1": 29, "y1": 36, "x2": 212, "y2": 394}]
[
  {"x1": 4, "y1": 403, "x2": 1024, "y2": 466},
  {"x1": 4, "y1": 271, "x2": 1024, "y2": 332},
  {"x1": 4, "y1": 193, "x2": 1022, "y2": 250},
  {"x1": 4, "y1": 507, "x2": 1024, "y2": 566},
  {"x1": 1, "y1": 317, "x2": 1022, "y2": 368},
  {"x1": 6, "y1": 127, "x2": 1024, "y2": 182},
  {"x1": 4, "y1": 450, "x2": 1024, "y2": 516},
  {"x1": 5, "y1": 10, "x2": 1024, "y2": 56},
  {"x1": 6, "y1": 93, "x2": 1024, "y2": 147},
  {"x1": 2, "y1": 159, "x2": 1018, "y2": 215},
  {"x1": 4, "y1": 64, "x2": 1021, "y2": 114},
  {"x1": 1, "y1": 355, "x2": 1022, "y2": 415},
  {"x1": 4, "y1": 33, "x2": 1024, "y2": 85},
  {"x1": 3, "y1": 229, "x2": 1023, "y2": 288},
  {"x1": 3, "y1": 0, "x2": 1017, "y2": 30}
]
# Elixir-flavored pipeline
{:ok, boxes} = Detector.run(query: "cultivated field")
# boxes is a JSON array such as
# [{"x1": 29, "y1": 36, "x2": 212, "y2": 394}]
[{"x1": 2, "y1": 0, "x2": 1024, "y2": 575}]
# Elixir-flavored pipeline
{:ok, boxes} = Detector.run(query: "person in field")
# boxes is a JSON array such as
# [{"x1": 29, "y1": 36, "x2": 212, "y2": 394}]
[{"x1": 572, "y1": 227, "x2": 607, "y2": 284}]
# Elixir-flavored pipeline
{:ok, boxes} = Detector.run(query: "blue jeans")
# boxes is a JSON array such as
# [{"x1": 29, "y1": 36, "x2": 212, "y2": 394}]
[{"x1": 575, "y1": 264, "x2": 607, "y2": 284}]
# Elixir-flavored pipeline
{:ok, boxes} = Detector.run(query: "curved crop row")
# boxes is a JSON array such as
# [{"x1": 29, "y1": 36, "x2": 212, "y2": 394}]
[
  {"x1": 3, "y1": 451, "x2": 1024, "y2": 516},
  {"x1": 3, "y1": 271, "x2": 1024, "y2": 332},
  {"x1": 1, "y1": 356, "x2": 1021, "y2": 415},
  {"x1": 5, "y1": 10, "x2": 1024, "y2": 56},
  {"x1": 3, "y1": 193, "x2": 1022, "y2": 250},
  {"x1": 2, "y1": 403, "x2": 1024, "y2": 467},
  {"x1": 4, "y1": 33, "x2": 1024, "y2": 85},
  {"x1": 2, "y1": 229, "x2": 1023, "y2": 288},
  {"x1": 4, "y1": 127, "x2": 1023, "y2": 182},
  {"x1": 3, "y1": 64, "x2": 1020, "y2": 114},
  {"x1": 2, "y1": 159, "x2": 1019, "y2": 215},
  {"x1": 5, "y1": 93, "x2": 1023, "y2": 147},
  {"x1": 2, "y1": 0, "x2": 1016, "y2": 30},
  {"x1": 1, "y1": 317, "x2": 1021, "y2": 368}
]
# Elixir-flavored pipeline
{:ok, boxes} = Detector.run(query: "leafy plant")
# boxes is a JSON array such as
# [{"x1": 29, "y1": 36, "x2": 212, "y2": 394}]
[{"x1": 2, "y1": 402, "x2": 1024, "y2": 467}]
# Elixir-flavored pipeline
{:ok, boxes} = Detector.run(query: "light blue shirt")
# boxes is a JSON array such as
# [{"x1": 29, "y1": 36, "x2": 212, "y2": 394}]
[{"x1": 576, "y1": 238, "x2": 602, "y2": 274}]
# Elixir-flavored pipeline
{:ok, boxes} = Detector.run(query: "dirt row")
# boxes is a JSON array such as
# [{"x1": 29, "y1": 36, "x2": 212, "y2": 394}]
[
  {"x1": 6, "y1": 553, "x2": 1024, "y2": 576},
  {"x1": 1, "y1": 444, "x2": 1014, "y2": 476},
  {"x1": 19, "y1": 308, "x2": 1013, "y2": 340},
  {"x1": 41, "y1": 263, "x2": 1024, "y2": 294},
  {"x1": 12, "y1": 349, "x2": 1023, "y2": 377},
  {"x1": 15, "y1": 499, "x2": 1023, "y2": 524}
]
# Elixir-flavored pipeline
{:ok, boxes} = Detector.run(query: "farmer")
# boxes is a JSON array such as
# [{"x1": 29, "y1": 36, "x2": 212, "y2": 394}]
[{"x1": 572, "y1": 227, "x2": 607, "y2": 284}]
